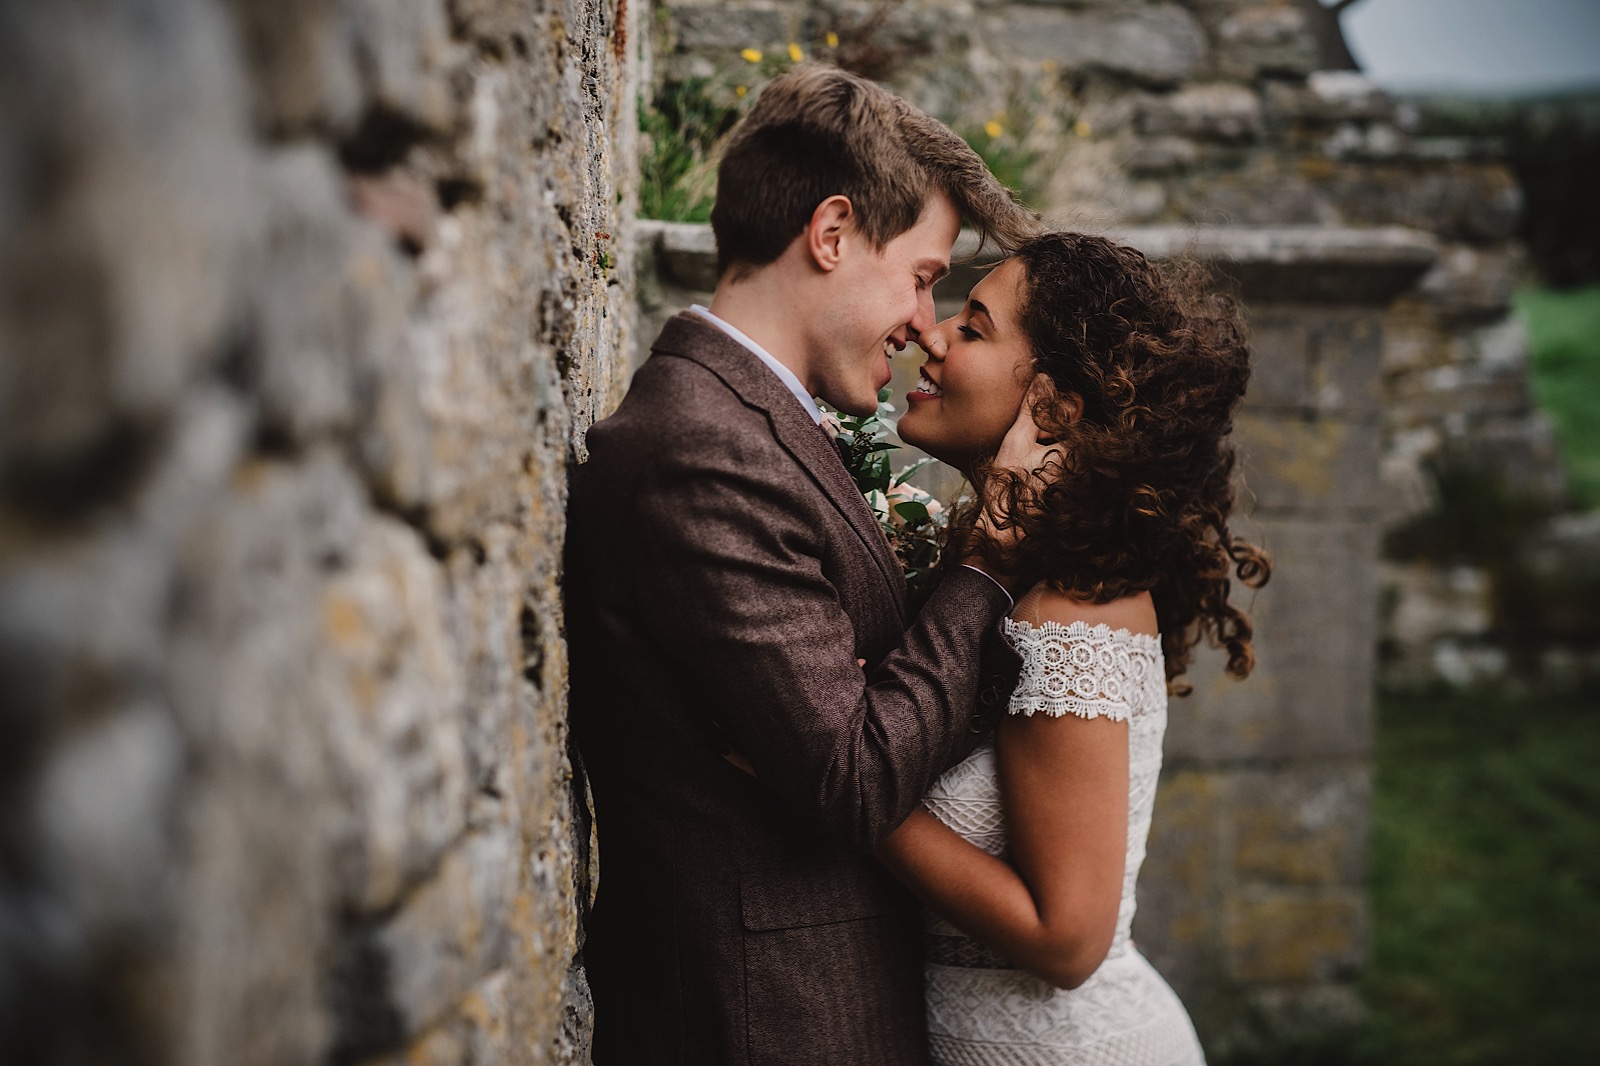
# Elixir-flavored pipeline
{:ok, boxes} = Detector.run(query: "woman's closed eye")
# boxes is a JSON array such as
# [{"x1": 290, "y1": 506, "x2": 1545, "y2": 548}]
[{"x1": 958, "y1": 324, "x2": 981, "y2": 340}]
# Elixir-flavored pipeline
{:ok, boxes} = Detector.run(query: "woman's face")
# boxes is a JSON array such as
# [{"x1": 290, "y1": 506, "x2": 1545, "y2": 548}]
[{"x1": 896, "y1": 258, "x2": 1036, "y2": 472}]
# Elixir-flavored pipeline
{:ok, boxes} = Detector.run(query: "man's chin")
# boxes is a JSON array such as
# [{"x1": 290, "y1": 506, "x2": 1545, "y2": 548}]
[{"x1": 821, "y1": 388, "x2": 879, "y2": 418}]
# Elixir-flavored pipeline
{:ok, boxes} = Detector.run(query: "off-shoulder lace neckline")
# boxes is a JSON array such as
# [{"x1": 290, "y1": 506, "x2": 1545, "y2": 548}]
[{"x1": 1001, "y1": 616, "x2": 1161, "y2": 651}]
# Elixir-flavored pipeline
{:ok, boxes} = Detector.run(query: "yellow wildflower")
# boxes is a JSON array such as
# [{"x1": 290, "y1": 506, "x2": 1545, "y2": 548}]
[
  {"x1": 826, "y1": 31, "x2": 839, "y2": 48},
  {"x1": 983, "y1": 119, "x2": 1004, "y2": 139},
  {"x1": 788, "y1": 42, "x2": 803, "y2": 62},
  {"x1": 736, "y1": 85, "x2": 748, "y2": 97},
  {"x1": 1074, "y1": 118, "x2": 1093, "y2": 138},
  {"x1": 741, "y1": 48, "x2": 762, "y2": 63}
]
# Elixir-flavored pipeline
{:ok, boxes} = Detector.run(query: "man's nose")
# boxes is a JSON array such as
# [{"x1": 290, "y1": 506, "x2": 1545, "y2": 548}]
[{"x1": 909, "y1": 288, "x2": 938, "y2": 334}]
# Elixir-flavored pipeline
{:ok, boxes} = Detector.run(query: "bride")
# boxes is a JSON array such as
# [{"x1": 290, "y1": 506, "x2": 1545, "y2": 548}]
[{"x1": 882, "y1": 232, "x2": 1271, "y2": 1065}]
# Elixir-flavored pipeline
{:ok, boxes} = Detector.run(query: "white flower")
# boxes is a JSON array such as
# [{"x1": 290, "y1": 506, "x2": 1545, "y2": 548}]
[
  {"x1": 820, "y1": 412, "x2": 842, "y2": 440},
  {"x1": 886, "y1": 482, "x2": 943, "y2": 527}
]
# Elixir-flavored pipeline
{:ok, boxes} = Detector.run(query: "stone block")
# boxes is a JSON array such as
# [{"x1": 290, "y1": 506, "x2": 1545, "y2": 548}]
[
  {"x1": 1224, "y1": 887, "x2": 1366, "y2": 983},
  {"x1": 987, "y1": 4, "x2": 1208, "y2": 85},
  {"x1": 671, "y1": 6, "x2": 792, "y2": 52},
  {"x1": 371, "y1": 820, "x2": 518, "y2": 1040},
  {"x1": 1134, "y1": 770, "x2": 1225, "y2": 995},
  {"x1": 1413, "y1": 243, "x2": 1520, "y2": 322},
  {"x1": 1324, "y1": 162, "x2": 1522, "y2": 244},
  {"x1": 1227, "y1": 766, "x2": 1370, "y2": 887},
  {"x1": 33, "y1": 703, "x2": 185, "y2": 941},
  {"x1": 1306, "y1": 312, "x2": 1384, "y2": 415},
  {"x1": 318, "y1": 515, "x2": 470, "y2": 911},
  {"x1": 1139, "y1": 83, "x2": 1263, "y2": 143},
  {"x1": 1124, "y1": 135, "x2": 1201, "y2": 175},
  {"x1": 1242, "y1": 308, "x2": 1384, "y2": 416},
  {"x1": 1238, "y1": 312, "x2": 1310, "y2": 409},
  {"x1": 177, "y1": 768, "x2": 332, "y2": 1066},
  {"x1": 0, "y1": 0, "x2": 253, "y2": 508},
  {"x1": 1165, "y1": 518, "x2": 1377, "y2": 763},
  {"x1": 341, "y1": 0, "x2": 457, "y2": 135},
  {"x1": 231, "y1": 0, "x2": 362, "y2": 134},
  {"x1": 1305, "y1": 71, "x2": 1398, "y2": 124},
  {"x1": 1380, "y1": 561, "x2": 1494, "y2": 646},
  {"x1": 1231, "y1": 410, "x2": 1382, "y2": 514},
  {"x1": 1214, "y1": 5, "x2": 1317, "y2": 79}
]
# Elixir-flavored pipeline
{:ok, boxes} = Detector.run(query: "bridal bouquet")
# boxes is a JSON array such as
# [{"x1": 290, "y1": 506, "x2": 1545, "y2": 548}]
[{"x1": 824, "y1": 388, "x2": 948, "y2": 594}]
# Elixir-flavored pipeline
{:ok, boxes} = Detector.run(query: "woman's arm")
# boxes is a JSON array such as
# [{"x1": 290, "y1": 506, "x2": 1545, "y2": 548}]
[
  {"x1": 876, "y1": 711, "x2": 1128, "y2": 989},
  {"x1": 875, "y1": 590, "x2": 1147, "y2": 989}
]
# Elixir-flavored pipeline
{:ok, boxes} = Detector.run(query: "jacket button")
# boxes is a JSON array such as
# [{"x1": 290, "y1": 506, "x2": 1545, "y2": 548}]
[
  {"x1": 968, "y1": 714, "x2": 988, "y2": 734},
  {"x1": 979, "y1": 686, "x2": 999, "y2": 707}
]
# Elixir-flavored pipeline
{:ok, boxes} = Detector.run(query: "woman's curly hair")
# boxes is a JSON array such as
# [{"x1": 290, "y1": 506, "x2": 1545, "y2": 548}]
[{"x1": 959, "y1": 232, "x2": 1271, "y2": 691}]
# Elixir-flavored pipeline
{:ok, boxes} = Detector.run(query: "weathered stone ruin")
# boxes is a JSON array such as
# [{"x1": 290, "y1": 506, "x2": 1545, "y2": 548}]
[
  {"x1": 0, "y1": 0, "x2": 1563, "y2": 1063},
  {"x1": 2, "y1": 0, "x2": 635, "y2": 1061}
]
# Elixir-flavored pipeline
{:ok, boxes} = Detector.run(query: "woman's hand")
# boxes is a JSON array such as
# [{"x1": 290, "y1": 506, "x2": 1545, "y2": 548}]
[
  {"x1": 963, "y1": 375, "x2": 1064, "y2": 589},
  {"x1": 991, "y1": 374, "x2": 1065, "y2": 483}
]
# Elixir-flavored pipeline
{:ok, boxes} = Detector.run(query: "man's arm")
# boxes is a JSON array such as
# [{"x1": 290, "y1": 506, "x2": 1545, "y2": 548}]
[{"x1": 631, "y1": 423, "x2": 1009, "y2": 852}]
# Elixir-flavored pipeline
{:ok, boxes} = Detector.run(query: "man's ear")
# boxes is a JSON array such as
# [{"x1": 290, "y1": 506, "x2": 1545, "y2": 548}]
[{"x1": 805, "y1": 195, "x2": 854, "y2": 272}]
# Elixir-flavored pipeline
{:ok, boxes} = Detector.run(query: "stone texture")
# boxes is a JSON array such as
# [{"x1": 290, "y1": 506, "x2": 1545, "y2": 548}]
[
  {"x1": 1139, "y1": 83, "x2": 1263, "y2": 143},
  {"x1": 1224, "y1": 889, "x2": 1367, "y2": 984},
  {"x1": 0, "y1": 0, "x2": 638, "y2": 1061},
  {"x1": 1164, "y1": 518, "x2": 1379, "y2": 763},
  {"x1": 987, "y1": 4, "x2": 1209, "y2": 84},
  {"x1": 1228, "y1": 767, "x2": 1370, "y2": 888},
  {"x1": 1213, "y1": 4, "x2": 1318, "y2": 80}
]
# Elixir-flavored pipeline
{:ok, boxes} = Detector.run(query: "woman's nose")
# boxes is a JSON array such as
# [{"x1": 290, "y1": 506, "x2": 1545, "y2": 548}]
[{"x1": 916, "y1": 318, "x2": 954, "y2": 359}]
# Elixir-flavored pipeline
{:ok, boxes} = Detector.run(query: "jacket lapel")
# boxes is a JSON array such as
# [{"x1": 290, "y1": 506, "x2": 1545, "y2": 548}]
[{"x1": 651, "y1": 313, "x2": 908, "y2": 618}]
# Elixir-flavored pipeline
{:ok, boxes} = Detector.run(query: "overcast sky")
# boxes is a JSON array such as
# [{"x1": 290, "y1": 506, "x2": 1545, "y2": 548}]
[{"x1": 1343, "y1": 0, "x2": 1600, "y2": 94}]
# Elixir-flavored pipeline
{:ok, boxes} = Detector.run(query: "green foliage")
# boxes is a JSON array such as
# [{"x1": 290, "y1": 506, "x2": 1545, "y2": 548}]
[
  {"x1": 638, "y1": 78, "x2": 737, "y2": 222},
  {"x1": 1519, "y1": 284, "x2": 1600, "y2": 509},
  {"x1": 829, "y1": 388, "x2": 950, "y2": 594},
  {"x1": 960, "y1": 120, "x2": 1042, "y2": 208},
  {"x1": 1218, "y1": 683, "x2": 1600, "y2": 1065},
  {"x1": 1364, "y1": 683, "x2": 1600, "y2": 1065}
]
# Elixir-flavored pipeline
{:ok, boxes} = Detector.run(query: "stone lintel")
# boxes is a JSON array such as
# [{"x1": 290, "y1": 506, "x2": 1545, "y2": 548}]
[
  {"x1": 1104, "y1": 225, "x2": 1439, "y2": 306},
  {"x1": 638, "y1": 220, "x2": 1438, "y2": 309}
]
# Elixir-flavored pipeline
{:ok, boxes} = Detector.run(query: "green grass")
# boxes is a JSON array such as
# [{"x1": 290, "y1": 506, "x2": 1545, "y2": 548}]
[
  {"x1": 1518, "y1": 285, "x2": 1600, "y2": 508},
  {"x1": 1363, "y1": 684, "x2": 1600, "y2": 1064}
]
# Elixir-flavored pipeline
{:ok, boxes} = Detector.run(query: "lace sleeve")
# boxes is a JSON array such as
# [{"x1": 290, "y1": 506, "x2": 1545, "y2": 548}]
[{"x1": 1001, "y1": 618, "x2": 1163, "y2": 721}]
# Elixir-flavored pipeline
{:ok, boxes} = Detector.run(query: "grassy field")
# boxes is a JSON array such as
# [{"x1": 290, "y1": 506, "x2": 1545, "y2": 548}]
[
  {"x1": 1517, "y1": 285, "x2": 1600, "y2": 509},
  {"x1": 1362, "y1": 684, "x2": 1600, "y2": 1064}
]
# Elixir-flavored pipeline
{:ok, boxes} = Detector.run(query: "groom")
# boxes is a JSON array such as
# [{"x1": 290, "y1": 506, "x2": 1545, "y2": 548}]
[{"x1": 568, "y1": 65, "x2": 1038, "y2": 1065}]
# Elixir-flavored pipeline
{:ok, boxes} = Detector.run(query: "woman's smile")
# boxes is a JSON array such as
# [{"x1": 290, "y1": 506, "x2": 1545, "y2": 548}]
[{"x1": 897, "y1": 258, "x2": 1035, "y2": 471}]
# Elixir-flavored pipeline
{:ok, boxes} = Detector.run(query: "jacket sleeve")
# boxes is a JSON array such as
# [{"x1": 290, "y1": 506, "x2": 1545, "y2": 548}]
[{"x1": 629, "y1": 416, "x2": 1012, "y2": 852}]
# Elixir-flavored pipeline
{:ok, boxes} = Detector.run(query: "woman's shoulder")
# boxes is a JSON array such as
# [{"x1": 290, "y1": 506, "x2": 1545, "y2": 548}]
[
  {"x1": 1002, "y1": 586, "x2": 1164, "y2": 722},
  {"x1": 1009, "y1": 585, "x2": 1157, "y2": 638}
]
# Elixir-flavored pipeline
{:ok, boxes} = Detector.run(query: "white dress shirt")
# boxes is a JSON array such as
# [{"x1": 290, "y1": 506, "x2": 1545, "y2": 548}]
[{"x1": 690, "y1": 305, "x2": 823, "y2": 425}]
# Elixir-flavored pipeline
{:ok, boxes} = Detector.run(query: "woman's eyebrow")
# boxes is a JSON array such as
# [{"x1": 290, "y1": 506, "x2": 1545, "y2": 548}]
[{"x1": 968, "y1": 298, "x2": 996, "y2": 328}]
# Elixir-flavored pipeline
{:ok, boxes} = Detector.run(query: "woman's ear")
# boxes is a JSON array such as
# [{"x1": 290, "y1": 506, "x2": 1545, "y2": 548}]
[{"x1": 1022, "y1": 373, "x2": 1081, "y2": 441}]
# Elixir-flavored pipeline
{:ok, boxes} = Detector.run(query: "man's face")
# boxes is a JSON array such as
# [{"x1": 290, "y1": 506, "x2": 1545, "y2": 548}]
[{"x1": 810, "y1": 192, "x2": 961, "y2": 416}]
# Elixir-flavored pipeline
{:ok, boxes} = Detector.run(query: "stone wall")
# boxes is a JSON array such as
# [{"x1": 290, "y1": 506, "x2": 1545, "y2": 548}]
[
  {"x1": 634, "y1": 219, "x2": 1436, "y2": 1052},
  {"x1": 650, "y1": 0, "x2": 1564, "y2": 685},
  {"x1": 0, "y1": 0, "x2": 637, "y2": 1062}
]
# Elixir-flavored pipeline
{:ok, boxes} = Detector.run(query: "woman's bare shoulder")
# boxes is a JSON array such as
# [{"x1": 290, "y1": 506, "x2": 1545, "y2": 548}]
[{"x1": 1012, "y1": 584, "x2": 1157, "y2": 638}]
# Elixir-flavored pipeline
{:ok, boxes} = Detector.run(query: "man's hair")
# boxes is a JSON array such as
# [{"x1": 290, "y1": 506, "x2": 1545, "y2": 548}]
[{"x1": 710, "y1": 64, "x2": 1038, "y2": 279}]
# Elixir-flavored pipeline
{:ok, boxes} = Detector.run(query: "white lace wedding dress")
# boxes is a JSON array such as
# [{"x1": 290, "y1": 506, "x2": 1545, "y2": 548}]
[{"x1": 921, "y1": 618, "x2": 1206, "y2": 1066}]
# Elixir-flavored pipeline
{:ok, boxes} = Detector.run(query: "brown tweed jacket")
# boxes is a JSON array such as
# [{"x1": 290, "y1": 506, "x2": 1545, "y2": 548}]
[{"x1": 567, "y1": 313, "x2": 1018, "y2": 1066}]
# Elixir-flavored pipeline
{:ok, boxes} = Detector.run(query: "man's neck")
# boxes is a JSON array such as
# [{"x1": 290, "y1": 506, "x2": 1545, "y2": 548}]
[{"x1": 706, "y1": 274, "x2": 814, "y2": 394}]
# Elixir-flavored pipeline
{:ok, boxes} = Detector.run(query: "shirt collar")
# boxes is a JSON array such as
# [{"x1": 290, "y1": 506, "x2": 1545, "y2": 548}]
[{"x1": 690, "y1": 305, "x2": 822, "y2": 425}]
